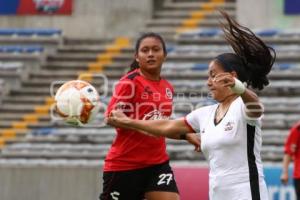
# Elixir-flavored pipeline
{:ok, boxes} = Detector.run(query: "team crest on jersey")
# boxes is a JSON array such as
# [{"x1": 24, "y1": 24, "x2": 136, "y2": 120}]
[
  {"x1": 115, "y1": 102, "x2": 128, "y2": 110},
  {"x1": 224, "y1": 121, "x2": 234, "y2": 131},
  {"x1": 165, "y1": 88, "x2": 172, "y2": 99}
]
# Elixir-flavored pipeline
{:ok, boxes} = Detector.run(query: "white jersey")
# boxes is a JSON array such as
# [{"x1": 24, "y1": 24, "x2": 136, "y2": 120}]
[{"x1": 185, "y1": 97, "x2": 269, "y2": 200}]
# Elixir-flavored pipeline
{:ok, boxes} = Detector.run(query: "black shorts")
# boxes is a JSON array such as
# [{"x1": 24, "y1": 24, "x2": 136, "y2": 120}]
[
  {"x1": 294, "y1": 178, "x2": 300, "y2": 200},
  {"x1": 99, "y1": 161, "x2": 179, "y2": 200}
]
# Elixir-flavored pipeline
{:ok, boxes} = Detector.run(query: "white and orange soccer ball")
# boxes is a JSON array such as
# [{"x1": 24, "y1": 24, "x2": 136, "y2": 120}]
[{"x1": 55, "y1": 80, "x2": 100, "y2": 126}]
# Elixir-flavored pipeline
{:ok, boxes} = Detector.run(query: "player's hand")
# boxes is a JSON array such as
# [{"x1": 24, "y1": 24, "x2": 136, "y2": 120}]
[
  {"x1": 106, "y1": 110, "x2": 131, "y2": 128},
  {"x1": 280, "y1": 172, "x2": 289, "y2": 185},
  {"x1": 186, "y1": 133, "x2": 201, "y2": 152},
  {"x1": 213, "y1": 72, "x2": 235, "y2": 88},
  {"x1": 65, "y1": 116, "x2": 83, "y2": 127}
]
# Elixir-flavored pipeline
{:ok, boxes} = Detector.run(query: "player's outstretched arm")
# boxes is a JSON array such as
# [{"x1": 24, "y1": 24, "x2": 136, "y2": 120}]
[{"x1": 106, "y1": 110, "x2": 191, "y2": 138}]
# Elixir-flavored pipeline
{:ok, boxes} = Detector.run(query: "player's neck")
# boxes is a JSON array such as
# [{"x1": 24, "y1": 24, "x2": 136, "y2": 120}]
[
  {"x1": 139, "y1": 68, "x2": 161, "y2": 81},
  {"x1": 219, "y1": 94, "x2": 238, "y2": 111}
]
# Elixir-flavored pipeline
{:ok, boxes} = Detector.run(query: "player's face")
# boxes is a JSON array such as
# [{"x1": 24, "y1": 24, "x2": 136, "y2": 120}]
[
  {"x1": 207, "y1": 60, "x2": 232, "y2": 102},
  {"x1": 135, "y1": 37, "x2": 166, "y2": 73}
]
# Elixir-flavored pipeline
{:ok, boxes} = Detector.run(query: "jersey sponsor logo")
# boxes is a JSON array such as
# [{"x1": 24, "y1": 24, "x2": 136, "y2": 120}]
[
  {"x1": 110, "y1": 191, "x2": 120, "y2": 200},
  {"x1": 165, "y1": 88, "x2": 172, "y2": 99},
  {"x1": 115, "y1": 102, "x2": 128, "y2": 110},
  {"x1": 224, "y1": 121, "x2": 234, "y2": 131},
  {"x1": 142, "y1": 110, "x2": 169, "y2": 120}
]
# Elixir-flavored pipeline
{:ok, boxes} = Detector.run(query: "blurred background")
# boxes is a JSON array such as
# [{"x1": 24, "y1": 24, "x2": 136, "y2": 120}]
[{"x1": 0, "y1": 0, "x2": 299, "y2": 199}]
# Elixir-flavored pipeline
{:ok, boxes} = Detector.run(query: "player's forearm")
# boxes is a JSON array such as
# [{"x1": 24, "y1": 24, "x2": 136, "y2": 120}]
[
  {"x1": 129, "y1": 119, "x2": 186, "y2": 137},
  {"x1": 165, "y1": 133, "x2": 186, "y2": 140},
  {"x1": 240, "y1": 89, "x2": 264, "y2": 118},
  {"x1": 282, "y1": 154, "x2": 292, "y2": 173}
]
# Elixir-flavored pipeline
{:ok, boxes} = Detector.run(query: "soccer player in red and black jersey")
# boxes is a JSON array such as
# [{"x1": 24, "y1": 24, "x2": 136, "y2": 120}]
[
  {"x1": 99, "y1": 32, "x2": 200, "y2": 200},
  {"x1": 281, "y1": 121, "x2": 300, "y2": 200}
]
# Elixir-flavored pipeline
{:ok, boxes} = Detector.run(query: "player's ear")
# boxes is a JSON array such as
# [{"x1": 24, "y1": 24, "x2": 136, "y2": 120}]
[
  {"x1": 230, "y1": 71, "x2": 238, "y2": 78},
  {"x1": 135, "y1": 53, "x2": 139, "y2": 63},
  {"x1": 163, "y1": 53, "x2": 167, "y2": 61}
]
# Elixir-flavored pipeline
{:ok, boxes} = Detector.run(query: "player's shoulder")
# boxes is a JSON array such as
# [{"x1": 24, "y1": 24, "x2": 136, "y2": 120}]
[
  {"x1": 193, "y1": 104, "x2": 216, "y2": 115},
  {"x1": 119, "y1": 70, "x2": 140, "y2": 82},
  {"x1": 292, "y1": 121, "x2": 300, "y2": 132},
  {"x1": 162, "y1": 78, "x2": 173, "y2": 86},
  {"x1": 232, "y1": 96, "x2": 244, "y2": 107},
  {"x1": 159, "y1": 77, "x2": 174, "y2": 90}
]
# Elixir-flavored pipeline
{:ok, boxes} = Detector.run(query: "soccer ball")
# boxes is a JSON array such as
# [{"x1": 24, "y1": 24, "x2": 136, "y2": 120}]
[{"x1": 55, "y1": 80, "x2": 100, "y2": 126}]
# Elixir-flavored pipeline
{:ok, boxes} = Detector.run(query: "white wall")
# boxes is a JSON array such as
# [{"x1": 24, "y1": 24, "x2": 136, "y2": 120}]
[
  {"x1": 0, "y1": 165, "x2": 103, "y2": 200},
  {"x1": 237, "y1": 0, "x2": 300, "y2": 29},
  {"x1": 0, "y1": 0, "x2": 153, "y2": 38}
]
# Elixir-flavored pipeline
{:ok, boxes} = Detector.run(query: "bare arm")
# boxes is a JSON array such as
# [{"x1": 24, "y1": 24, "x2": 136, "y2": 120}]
[
  {"x1": 129, "y1": 119, "x2": 190, "y2": 137},
  {"x1": 107, "y1": 110, "x2": 191, "y2": 138},
  {"x1": 240, "y1": 89, "x2": 263, "y2": 118},
  {"x1": 167, "y1": 133, "x2": 201, "y2": 152},
  {"x1": 280, "y1": 154, "x2": 292, "y2": 185}
]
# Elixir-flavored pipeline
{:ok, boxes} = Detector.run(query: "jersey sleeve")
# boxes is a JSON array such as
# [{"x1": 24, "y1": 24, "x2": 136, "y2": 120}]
[
  {"x1": 105, "y1": 79, "x2": 135, "y2": 117},
  {"x1": 185, "y1": 109, "x2": 201, "y2": 133},
  {"x1": 284, "y1": 124, "x2": 300, "y2": 156}
]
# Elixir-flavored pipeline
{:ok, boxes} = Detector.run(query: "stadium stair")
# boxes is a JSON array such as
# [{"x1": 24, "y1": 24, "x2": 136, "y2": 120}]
[
  {"x1": 0, "y1": 0, "x2": 299, "y2": 164},
  {"x1": 0, "y1": 36, "x2": 131, "y2": 161}
]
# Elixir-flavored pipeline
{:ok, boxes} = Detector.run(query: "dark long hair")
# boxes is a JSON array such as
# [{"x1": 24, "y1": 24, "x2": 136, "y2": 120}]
[
  {"x1": 129, "y1": 32, "x2": 167, "y2": 72},
  {"x1": 215, "y1": 10, "x2": 276, "y2": 90}
]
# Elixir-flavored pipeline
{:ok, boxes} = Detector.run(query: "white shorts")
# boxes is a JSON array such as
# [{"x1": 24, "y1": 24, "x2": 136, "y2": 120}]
[{"x1": 209, "y1": 180, "x2": 269, "y2": 200}]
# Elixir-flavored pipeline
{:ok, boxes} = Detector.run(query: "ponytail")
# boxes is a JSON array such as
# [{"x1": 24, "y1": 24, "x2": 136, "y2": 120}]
[
  {"x1": 129, "y1": 59, "x2": 140, "y2": 72},
  {"x1": 216, "y1": 10, "x2": 276, "y2": 90}
]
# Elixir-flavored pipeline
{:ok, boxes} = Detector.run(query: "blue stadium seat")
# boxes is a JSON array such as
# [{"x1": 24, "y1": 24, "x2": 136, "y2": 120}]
[
  {"x1": 24, "y1": 45, "x2": 44, "y2": 53},
  {"x1": 17, "y1": 29, "x2": 41, "y2": 36},
  {"x1": 276, "y1": 63, "x2": 292, "y2": 70},
  {"x1": 0, "y1": 46, "x2": 20, "y2": 53},
  {"x1": 255, "y1": 29, "x2": 280, "y2": 37},
  {"x1": 179, "y1": 28, "x2": 221, "y2": 38},
  {"x1": 274, "y1": 63, "x2": 300, "y2": 71},
  {"x1": 31, "y1": 128, "x2": 54, "y2": 136},
  {"x1": 0, "y1": 29, "x2": 16, "y2": 36},
  {"x1": 192, "y1": 63, "x2": 208, "y2": 71},
  {"x1": 28, "y1": 29, "x2": 62, "y2": 36},
  {"x1": 197, "y1": 28, "x2": 220, "y2": 37},
  {"x1": 0, "y1": 45, "x2": 44, "y2": 53},
  {"x1": 0, "y1": 28, "x2": 62, "y2": 37},
  {"x1": 166, "y1": 46, "x2": 174, "y2": 53}
]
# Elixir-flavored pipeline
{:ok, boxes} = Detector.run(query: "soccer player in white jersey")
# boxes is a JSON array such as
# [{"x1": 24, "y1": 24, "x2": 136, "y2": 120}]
[{"x1": 106, "y1": 11, "x2": 276, "y2": 200}]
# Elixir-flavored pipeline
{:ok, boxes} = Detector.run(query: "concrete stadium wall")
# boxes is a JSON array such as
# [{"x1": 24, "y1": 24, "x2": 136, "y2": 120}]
[
  {"x1": 237, "y1": 0, "x2": 300, "y2": 29},
  {"x1": 0, "y1": 164, "x2": 295, "y2": 200},
  {"x1": 0, "y1": 0, "x2": 153, "y2": 38},
  {"x1": 0, "y1": 165, "x2": 103, "y2": 200}
]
